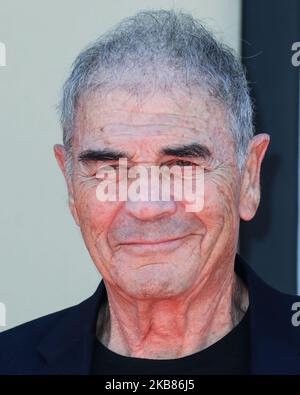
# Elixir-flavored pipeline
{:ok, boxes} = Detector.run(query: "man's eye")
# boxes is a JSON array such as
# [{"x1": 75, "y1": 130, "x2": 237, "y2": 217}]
[
  {"x1": 97, "y1": 163, "x2": 120, "y2": 172},
  {"x1": 163, "y1": 160, "x2": 198, "y2": 168},
  {"x1": 95, "y1": 163, "x2": 129, "y2": 179}
]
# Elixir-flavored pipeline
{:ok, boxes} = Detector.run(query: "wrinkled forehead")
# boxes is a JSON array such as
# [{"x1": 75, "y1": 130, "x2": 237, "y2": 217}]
[{"x1": 73, "y1": 90, "x2": 235, "y2": 157}]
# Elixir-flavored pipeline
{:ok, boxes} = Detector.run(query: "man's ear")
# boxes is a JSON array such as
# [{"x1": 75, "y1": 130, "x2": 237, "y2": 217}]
[
  {"x1": 53, "y1": 144, "x2": 80, "y2": 226},
  {"x1": 239, "y1": 134, "x2": 270, "y2": 221}
]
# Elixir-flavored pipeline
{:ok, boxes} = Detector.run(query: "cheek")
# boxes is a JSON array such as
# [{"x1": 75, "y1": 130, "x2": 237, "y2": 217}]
[
  {"x1": 192, "y1": 177, "x2": 240, "y2": 261},
  {"x1": 198, "y1": 177, "x2": 239, "y2": 230},
  {"x1": 74, "y1": 185, "x2": 120, "y2": 239}
]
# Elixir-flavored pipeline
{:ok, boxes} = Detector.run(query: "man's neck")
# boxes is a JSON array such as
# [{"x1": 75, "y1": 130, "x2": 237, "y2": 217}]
[{"x1": 96, "y1": 271, "x2": 249, "y2": 359}]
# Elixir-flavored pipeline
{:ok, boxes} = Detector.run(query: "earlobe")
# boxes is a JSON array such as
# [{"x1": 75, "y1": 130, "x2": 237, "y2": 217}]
[{"x1": 239, "y1": 133, "x2": 270, "y2": 221}]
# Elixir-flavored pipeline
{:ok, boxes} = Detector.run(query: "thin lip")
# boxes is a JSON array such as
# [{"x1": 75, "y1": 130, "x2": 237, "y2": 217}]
[{"x1": 120, "y1": 235, "x2": 190, "y2": 246}]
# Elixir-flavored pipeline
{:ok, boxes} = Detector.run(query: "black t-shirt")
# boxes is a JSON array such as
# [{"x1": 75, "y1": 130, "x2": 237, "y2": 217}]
[{"x1": 91, "y1": 306, "x2": 250, "y2": 375}]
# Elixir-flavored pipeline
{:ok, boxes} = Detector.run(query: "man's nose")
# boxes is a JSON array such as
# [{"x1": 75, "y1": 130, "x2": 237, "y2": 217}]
[{"x1": 124, "y1": 199, "x2": 177, "y2": 221}]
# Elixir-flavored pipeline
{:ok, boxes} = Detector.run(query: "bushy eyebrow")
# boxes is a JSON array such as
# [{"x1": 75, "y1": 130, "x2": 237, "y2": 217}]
[
  {"x1": 160, "y1": 143, "x2": 212, "y2": 159},
  {"x1": 78, "y1": 142, "x2": 211, "y2": 163},
  {"x1": 78, "y1": 148, "x2": 130, "y2": 162}
]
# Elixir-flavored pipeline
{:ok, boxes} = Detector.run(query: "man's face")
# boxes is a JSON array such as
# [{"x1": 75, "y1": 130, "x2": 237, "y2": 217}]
[{"x1": 55, "y1": 88, "x2": 265, "y2": 299}]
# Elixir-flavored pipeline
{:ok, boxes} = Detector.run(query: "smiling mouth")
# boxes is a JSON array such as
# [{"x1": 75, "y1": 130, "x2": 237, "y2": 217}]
[
  {"x1": 119, "y1": 234, "x2": 192, "y2": 253},
  {"x1": 120, "y1": 235, "x2": 190, "y2": 245}
]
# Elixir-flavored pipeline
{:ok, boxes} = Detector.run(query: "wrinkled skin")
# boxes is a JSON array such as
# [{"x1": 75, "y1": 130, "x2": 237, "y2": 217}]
[{"x1": 54, "y1": 88, "x2": 269, "y2": 359}]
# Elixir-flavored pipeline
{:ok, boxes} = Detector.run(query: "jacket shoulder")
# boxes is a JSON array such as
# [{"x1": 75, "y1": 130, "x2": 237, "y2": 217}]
[{"x1": 0, "y1": 304, "x2": 78, "y2": 374}]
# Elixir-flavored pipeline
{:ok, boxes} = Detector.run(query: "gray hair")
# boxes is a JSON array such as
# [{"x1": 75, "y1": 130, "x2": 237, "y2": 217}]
[{"x1": 58, "y1": 9, "x2": 254, "y2": 175}]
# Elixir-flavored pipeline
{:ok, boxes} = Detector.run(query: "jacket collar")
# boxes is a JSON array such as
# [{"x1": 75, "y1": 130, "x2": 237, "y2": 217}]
[
  {"x1": 236, "y1": 255, "x2": 300, "y2": 374},
  {"x1": 37, "y1": 254, "x2": 300, "y2": 374},
  {"x1": 37, "y1": 278, "x2": 107, "y2": 374}
]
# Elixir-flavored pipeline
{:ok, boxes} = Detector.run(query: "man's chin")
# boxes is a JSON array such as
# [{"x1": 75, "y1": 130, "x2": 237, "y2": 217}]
[
  {"x1": 111, "y1": 267, "x2": 195, "y2": 300},
  {"x1": 118, "y1": 286, "x2": 182, "y2": 300}
]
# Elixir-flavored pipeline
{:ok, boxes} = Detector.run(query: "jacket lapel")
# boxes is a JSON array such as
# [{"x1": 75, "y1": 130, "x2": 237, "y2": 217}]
[
  {"x1": 37, "y1": 280, "x2": 107, "y2": 374},
  {"x1": 236, "y1": 254, "x2": 300, "y2": 374}
]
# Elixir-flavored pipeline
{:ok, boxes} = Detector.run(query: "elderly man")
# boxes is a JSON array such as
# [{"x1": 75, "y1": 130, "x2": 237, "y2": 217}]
[{"x1": 0, "y1": 9, "x2": 300, "y2": 376}]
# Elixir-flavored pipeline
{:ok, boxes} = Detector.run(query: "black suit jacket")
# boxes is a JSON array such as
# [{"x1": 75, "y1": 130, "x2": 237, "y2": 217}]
[{"x1": 0, "y1": 254, "x2": 300, "y2": 375}]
